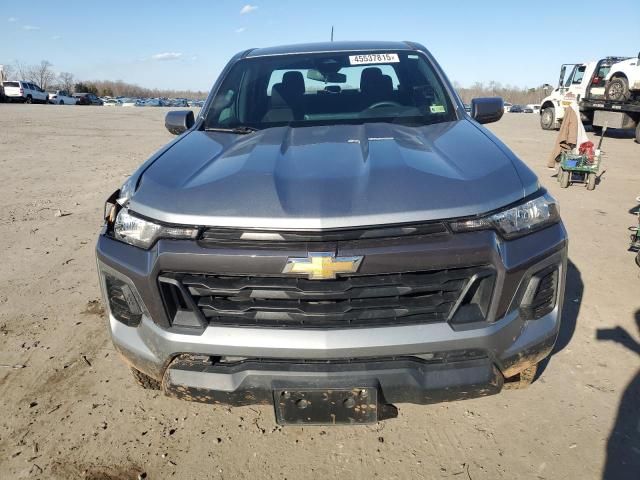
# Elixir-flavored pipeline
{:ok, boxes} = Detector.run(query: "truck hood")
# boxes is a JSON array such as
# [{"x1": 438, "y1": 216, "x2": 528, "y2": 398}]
[{"x1": 129, "y1": 120, "x2": 531, "y2": 229}]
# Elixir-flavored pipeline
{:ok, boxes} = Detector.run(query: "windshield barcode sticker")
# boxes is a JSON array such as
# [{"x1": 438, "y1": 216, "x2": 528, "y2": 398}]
[{"x1": 349, "y1": 53, "x2": 399, "y2": 65}]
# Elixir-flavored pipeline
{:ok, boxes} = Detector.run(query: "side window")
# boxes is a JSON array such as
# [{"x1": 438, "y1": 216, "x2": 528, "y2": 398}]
[
  {"x1": 572, "y1": 66, "x2": 586, "y2": 85},
  {"x1": 564, "y1": 65, "x2": 586, "y2": 87},
  {"x1": 564, "y1": 67, "x2": 576, "y2": 87}
]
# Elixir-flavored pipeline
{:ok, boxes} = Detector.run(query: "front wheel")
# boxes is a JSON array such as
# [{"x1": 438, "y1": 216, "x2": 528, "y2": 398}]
[
  {"x1": 59, "y1": 100, "x2": 64, "y2": 105},
  {"x1": 25, "y1": 96, "x2": 32, "y2": 104},
  {"x1": 587, "y1": 172, "x2": 597, "y2": 190},
  {"x1": 560, "y1": 169, "x2": 570, "y2": 188},
  {"x1": 605, "y1": 77, "x2": 630, "y2": 102},
  {"x1": 540, "y1": 107, "x2": 555, "y2": 130}
]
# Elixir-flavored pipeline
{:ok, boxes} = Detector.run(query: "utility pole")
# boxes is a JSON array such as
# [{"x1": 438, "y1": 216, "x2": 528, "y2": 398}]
[{"x1": 331, "y1": 26, "x2": 334, "y2": 42}]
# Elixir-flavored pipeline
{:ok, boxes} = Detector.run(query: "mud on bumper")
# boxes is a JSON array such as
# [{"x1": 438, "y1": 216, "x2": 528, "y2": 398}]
[{"x1": 162, "y1": 353, "x2": 505, "y2": 422}]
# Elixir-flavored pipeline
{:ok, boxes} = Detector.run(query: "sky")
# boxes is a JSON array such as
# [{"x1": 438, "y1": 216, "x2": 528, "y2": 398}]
[{"x1": 1, "y1": 0, "x2": 639, "y2": 92}]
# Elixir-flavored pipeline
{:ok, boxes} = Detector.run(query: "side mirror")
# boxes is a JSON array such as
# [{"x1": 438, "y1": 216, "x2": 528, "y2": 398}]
[
  {"x1": 471, "y1": 97, "x2": 504, "y2": 124},
  {"x1": 165, "y1": 110, "x2": 194, "y2": 135}
]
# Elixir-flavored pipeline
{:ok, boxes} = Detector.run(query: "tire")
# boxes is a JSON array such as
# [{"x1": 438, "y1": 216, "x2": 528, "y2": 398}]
[
  {"x1": 636, "y1": 252, "x2": 640, "y2": 268},
  {"x1": 587, "y1": 172, "x2": 596, "y2": 191},
  {"x1": 636, "y1": 122, "x2": 640, "y2": 144},
  {"x1": 503, "y1": 364, "x2": 538, "y2": 390},
  {"x1": 605, "y1": 77, "x2": 630, "y2": 102},
  {"x1": 130, "y1": 368, "x2": 161, "y2": 390},
  {"x1": 59, "y1": 100, "x2": 64, "y2": 105},
  {"x1": 560, "y1": 169, "x2": 570, "y2": 188},
  {"x1": 25, "y1": 95, "x2": 32, "y2": 104},
  {"x1": 540, "y1": 107, "x2": 555, "y2": 130}
]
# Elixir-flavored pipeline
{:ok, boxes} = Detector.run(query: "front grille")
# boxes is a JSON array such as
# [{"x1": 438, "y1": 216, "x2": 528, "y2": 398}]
[{"x1": 158, "y1": 266, "x2": 494, "y2": 328}]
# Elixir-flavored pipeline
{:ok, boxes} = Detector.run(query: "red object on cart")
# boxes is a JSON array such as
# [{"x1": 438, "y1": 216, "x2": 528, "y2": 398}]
[{"x1": 579, "y1": 141, "x2": 595, "y2": 163}]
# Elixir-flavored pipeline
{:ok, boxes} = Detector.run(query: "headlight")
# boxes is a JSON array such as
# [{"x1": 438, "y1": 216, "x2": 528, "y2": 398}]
[
  {"x1": 113, "y1": 208, "x2": 198, "y2": 249},
  {"x1": 450, "y1": 192, "x2": 560, "y2": 239}
]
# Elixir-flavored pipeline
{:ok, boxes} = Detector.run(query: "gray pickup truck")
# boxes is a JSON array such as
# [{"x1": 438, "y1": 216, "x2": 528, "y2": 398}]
[{"x1": 96, "y1": 41, "x2": 567, "y2": 425}]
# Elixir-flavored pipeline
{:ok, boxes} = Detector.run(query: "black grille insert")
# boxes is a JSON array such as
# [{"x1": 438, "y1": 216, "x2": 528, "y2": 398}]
[
  {"x1": 159, "y1": 266, "x2": 494, "y2": 328},
  {"x1": 199, "y1": 223, "x2": 449, "y2": 248}
]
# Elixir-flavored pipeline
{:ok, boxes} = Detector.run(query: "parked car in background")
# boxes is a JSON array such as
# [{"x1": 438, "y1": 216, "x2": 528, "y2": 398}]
[
  {"x1": 143, "y1": 98, "x2": 163, "y2": 107},
  {"x1": 103, "y1": 99, "x2": 121, "y2": 106},
  {"x1": 503, "y1": 102, "x2": 513, "y2": 112},
  {"x1": 527, "y1": 104, "x2": 541, "y2": 114},
  {"x1": 2, "y1": 81, "x2": 49, "y2": 103},
  {"x1": 171, "y1": 98, "x2": 189, "y2": 107},
  {"x1": 121, "y1": 98, "x2": 146, "y2": 107},
  {"x1": 463, "y1": 103, "x2": 471, "y2": 113},
  {"x1": 120, "y1": 98, "x2": 138, "y2": 107},
  {"x1": 523, "y1": 106, "x2": 534, "y2": 113},
  {"x1": 74, "y1": 92, "x2": 103, "y2": 105},
  {"x1": 509, "y1": 104, "x2": 524, "y2": 113},
  {"x1": 48, "y1": 90, "x2": 77, "y2": 105}
]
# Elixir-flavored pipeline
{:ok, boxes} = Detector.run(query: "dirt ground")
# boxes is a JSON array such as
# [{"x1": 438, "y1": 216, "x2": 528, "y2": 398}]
[{"x1": 0, "y1": 104, "x2": 638, "y2": 480}]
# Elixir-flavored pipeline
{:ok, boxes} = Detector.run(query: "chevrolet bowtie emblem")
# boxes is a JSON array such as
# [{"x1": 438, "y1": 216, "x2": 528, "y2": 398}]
[{"x1": 283, "y1": 253, "x2": 363, "y2": 280}]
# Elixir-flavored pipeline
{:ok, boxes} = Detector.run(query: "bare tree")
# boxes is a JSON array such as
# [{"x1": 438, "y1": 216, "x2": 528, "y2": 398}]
[
  {"x1": 13, "y1": 60, "x2": 31, "y2": 80},
  {"x1": 2, "y1": 65, "x2": 16, "y2": 80},
  {"x1": 28, "y1": 60, "x2": 56, "y2": 90},
  {"x1": 58, "y1": 72, "x2": 74, "y2": 93},
  {"x1": 1, "y1": 63, "x2": 15, "y2": 81}
]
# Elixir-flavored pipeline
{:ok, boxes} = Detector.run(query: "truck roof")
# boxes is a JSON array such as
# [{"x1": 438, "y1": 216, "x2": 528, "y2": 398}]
[{"x1": 245, "y1": 41, "x2": 416, "y2": 58}]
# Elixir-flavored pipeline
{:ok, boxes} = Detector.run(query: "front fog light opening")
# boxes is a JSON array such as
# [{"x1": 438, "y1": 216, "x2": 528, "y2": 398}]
[
  {"x1": 519, "y1": 266, "x2": 559, "y2": 320},
  {"x1": 105, "y1": 275, "x2": 143, "y2": 326},
  {"x1": 98, "y1": 263, "x2": 148, "y2": 327}
]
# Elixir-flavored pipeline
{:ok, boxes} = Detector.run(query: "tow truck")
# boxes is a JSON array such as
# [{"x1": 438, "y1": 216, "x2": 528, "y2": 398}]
[{"x1": 540, "y1": 57, "x2": 640, "y2": 143}]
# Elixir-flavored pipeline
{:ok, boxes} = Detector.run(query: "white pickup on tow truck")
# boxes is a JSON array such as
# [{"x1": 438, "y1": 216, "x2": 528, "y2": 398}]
[{"x1": 540, "y1": 57, "x2": 640, "y2": 143}]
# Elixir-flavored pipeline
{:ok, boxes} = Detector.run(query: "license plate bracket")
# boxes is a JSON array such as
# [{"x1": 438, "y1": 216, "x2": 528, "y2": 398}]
[{"x1": 274, "y1": 387, "x2": 378, "y2": 425}]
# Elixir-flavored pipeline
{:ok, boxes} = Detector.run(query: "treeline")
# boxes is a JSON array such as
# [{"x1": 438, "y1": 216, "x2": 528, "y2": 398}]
[
  {"x1": 72, "y1": 80, "x2": 208, "y2": 99},
  {"x1": 453, "y1": 81, "x2": 552, "y2": 105},
  {"x1": 2, "y1": 60, "x2": 208, "y2": 99}
]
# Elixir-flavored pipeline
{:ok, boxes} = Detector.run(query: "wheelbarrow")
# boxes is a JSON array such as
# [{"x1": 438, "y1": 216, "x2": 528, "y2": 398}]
[
  {"x1": 557, "y1": 125, "x2": 606, "y2": 191},
  {"x1": 557, "y1": 151, "x2": 601, "y2": 190}
]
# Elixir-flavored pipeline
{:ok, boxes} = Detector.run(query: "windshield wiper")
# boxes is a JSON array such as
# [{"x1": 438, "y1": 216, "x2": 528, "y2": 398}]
[{"x1": 205, "y1": 126, "x2": 259, "y2": 134}]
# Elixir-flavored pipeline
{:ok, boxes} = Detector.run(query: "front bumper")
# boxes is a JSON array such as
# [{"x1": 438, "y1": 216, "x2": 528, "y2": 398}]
[
  {"x1": 163, "y1": 354, "x2": 503, "y2": 418},
  {"x1": 97, "y1": 222, "x2": 568, "y2": 406}
]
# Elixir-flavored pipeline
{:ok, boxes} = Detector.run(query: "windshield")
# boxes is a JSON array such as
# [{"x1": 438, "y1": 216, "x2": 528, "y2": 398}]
[{"x1": 204, "y1": 50, "x2": 456, "y2": 130}]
